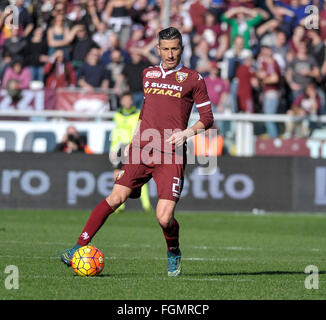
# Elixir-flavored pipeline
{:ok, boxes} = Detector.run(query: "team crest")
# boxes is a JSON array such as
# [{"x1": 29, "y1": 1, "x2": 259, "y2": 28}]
[
  {"x1": 176, "y1": 72, "x2": 188, "y2": 83},
  {"x1": 145, "y1": 70, "x2": 161, "y2": 78},
  {"x1": 116, "y1": 170, "x2": 125, "y2": 180}
]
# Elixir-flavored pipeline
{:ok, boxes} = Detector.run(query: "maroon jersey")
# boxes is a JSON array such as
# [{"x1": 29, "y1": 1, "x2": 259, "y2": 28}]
[{"x1": 134, "y1": 62, "x2": 213, "y2": 153}]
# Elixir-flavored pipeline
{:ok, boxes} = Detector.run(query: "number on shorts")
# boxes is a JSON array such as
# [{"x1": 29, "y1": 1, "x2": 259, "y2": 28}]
[{"x1": 172, "y1": 177, "x2": 182, "y2": 198}]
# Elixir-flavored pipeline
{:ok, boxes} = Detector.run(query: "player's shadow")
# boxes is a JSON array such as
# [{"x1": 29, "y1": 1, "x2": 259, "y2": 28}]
[{"x1": 186, "y1": 270, "x2": 326, "y2": 277}]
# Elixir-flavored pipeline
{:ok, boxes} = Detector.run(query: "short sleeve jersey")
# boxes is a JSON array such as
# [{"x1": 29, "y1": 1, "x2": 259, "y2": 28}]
[{"x1": 135, "y1": 62, "x2": 211, "y2": 152}]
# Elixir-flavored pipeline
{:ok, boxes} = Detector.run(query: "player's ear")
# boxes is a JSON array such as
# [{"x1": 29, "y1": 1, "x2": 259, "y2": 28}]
[{"x1": 156, "y1": 44, "x2": 161, "y2": 56}]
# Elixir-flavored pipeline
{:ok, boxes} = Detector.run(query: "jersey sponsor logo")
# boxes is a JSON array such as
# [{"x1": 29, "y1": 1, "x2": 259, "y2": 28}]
[
  {"x1": 145, "y1": 70, "x2": 162, "y2": 78},
  {"x1": 143, "y1": 81, "x2": 183, "y2": 98},
  {"x1": 144, "y1": 87, "x2": 181, "y2": 98},
  {"x1": 176, "y1": 72, "x2": 188, "y2": 83},
  {"x1": 149, "y1": 82, "x2": 183, "y2": 91}
]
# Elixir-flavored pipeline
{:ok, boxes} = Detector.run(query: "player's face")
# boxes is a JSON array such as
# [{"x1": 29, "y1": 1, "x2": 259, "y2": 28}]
[{"x1": 157, "y1": 39, "x2": 183, "y2": 70}]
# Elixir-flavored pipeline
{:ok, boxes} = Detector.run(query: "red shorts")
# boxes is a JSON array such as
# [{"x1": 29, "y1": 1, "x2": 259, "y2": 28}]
[{"x1": 114, "y1": 145, "x2": 186, "y2": 202}]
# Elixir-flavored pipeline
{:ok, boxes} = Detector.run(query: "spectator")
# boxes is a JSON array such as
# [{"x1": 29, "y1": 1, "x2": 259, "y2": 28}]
[
  {"x1": 92, "y1": 22, "x2": 112, "y2": 52},
  {"x1": 191, "y1": 38, "x2": 216, "y2": 77},
  {"x1": 2, "y1": 27, "x2": 28, "y2": 62},
  {"x1": 286, "y1": 41, "x2": 320, "y2": 101},
  {"x1": 114, "y1": 51, "x2": 150, "y2": 109},
  {"x1": 221, "y1": 6, "x2": 263, "y2": 50},
  {"x1": 266, "y1": 0, "x2": 313, "y2": 35},
  {"x1": 66, "y1": 0, "x2": 87, "y2": 27},
  {"x1": 102, "y1": 0, "x2": 135, "y2": 47},
  {"x1": 129, "y1": 0, "x2": 154, "y2": 27},
  {"x1": 221, "y1": 35, "x2": 252, "y2": 112},
  {"x1": 256, "y1": 46, "x2": 282, "y2": 138},
  {"x1": 26, "y1": 27, "x2": 49, "y2": 82},
  {"x1": 70, "y1": 22, "x2": 100, "y2": 70},
  {"x1": 284, "y1": 82, "x2": 321, "y2": 138},
  {"x1": 204, "y1": 62, "x2": 230, "y2": 136},
  {"x1": 47, "y1": 13, "x2": 74, "y2": 59},
  {"x1": 288, "y1": 24, "x2": 306, "y2": 54},
  {"x1": 193, "y1": 8, "x2": 229, "y2": 61},
  {"x1": 256, "y1": 18, "x2": 280, "y2": 48},
  {"x1": 189, "y1": 0, "x2": 208, "y2": 31},
  {"x1": 272, "y1": 28, "x2": 290, "y2": 74},
  {"x1": 55, "y1": 125, "x2": 85, "y2": 153},
  {"x1": 16, "y1": 0, "x2": 34, "y2": 37},
  {"x1": 33, "y1": 0, "x2": 55, "y2": 29},
  {"x1": 83, "y1": 0, "x2": 102, "y2": 34},
  {"x1": 144, "y1": 15, "x2": 161, "y2": 42},
  {"x1": 43, "y1": 49, "x2": 77, "y2": 88},
  {"x1": 236, "y1": 54, "x2": 258, "y2": 113},
  {"x1": 105, "y1": 48, "x2": 126, "y2": 91},
  {"x1": 1, "y1": 57, "x2": 32, "y2": 103},
  {"x1": 204, "y1": 62, "x2": 230, "y2": 113},
  {"x1": 307, "y1": 29, "x2": 325, "y2": 69},
  {"x1": 125, "y1": 23, "x2": 148, "y2": 54},
  {"x1": 100, "y1": 32, "x2": 130, "y2": 65},
  {"x1": 77, "y1": 47, "x2": 110, "y2": 91},
  {"x1": 95, "y1": 0, "x2": 107, "y2": 14},
  {"x1": 0, "y1": 6, "x2": 13, "y2": 48}
]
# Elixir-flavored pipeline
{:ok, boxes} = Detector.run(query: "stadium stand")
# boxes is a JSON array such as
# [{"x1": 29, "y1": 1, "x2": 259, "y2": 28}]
[{"x1": 0, "y1": 0, "x2": 325, "y2": 155}]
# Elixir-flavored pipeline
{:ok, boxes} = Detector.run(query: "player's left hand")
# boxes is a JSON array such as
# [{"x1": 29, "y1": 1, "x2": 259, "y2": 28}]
[{"x1": 166, "y1": 130, "x2": 189, "y2": 147}]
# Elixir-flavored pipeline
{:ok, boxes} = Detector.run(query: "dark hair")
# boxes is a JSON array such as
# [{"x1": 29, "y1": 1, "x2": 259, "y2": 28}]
[
  {"x1": 121, "y1": 91, "x2": 133, "y2": 99},
  {"x1": 158, "y1": 27, "x2": 183, "y2": 47}
]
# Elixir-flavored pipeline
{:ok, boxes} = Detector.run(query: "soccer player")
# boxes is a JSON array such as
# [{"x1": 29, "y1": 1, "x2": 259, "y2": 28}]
[{"x1": 60, "y1": 27, "x2": 214, "y2": 277}]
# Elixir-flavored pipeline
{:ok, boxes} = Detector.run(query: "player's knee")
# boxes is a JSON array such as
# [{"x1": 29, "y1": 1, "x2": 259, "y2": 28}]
[
  {"x1": 157, "y1": 215, "x2": 172, "y2": 229},
  {"x1": 106, "y1": 193, "x2": 127, "y2": 209}
]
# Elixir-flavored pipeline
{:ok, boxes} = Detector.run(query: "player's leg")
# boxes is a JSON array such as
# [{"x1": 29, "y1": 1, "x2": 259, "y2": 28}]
[
  {"x1": 113, "y1": 169, "x2": 126, "y2": 213},
  {"x1": 140, "y1": 183, "x2": 153, "y2": 212},
  {"x1": 60, "y1": 184, "x2": 132, "y2": 266},
  {"x1": 153, "y1": 158, "x2": 185, "y2": 277},
  {"x1": 76, "y1": 184, "x2": 132, "y2": 245},
  {"x1": 156, "y1": 198, "x2": 182, "y2": 277}
]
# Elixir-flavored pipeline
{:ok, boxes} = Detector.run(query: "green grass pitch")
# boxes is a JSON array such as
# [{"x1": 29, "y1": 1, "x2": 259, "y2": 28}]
[{"x1": 1, "y1": 209, "x2": 326, "y2": 300}]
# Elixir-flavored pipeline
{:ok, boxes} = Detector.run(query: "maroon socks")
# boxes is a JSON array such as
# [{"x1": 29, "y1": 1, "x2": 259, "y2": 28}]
[
  {"x1": 162, "y1": 218, "x2": 180, "y2": 253},
  {"x1": 77, "y1": 199, "x2": 180, "y2": 254},
  {"x1": 77, "y1": 199, "x2": 114, "y2": 246}
]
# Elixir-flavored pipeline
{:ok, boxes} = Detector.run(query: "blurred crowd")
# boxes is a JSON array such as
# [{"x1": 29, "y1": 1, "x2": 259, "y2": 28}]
[{"x1": 0, "y1": 0, "x2": 325, "y2": 138}]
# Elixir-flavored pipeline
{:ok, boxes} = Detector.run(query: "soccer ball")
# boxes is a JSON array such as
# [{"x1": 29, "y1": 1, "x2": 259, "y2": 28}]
[{"x1": 71, "y1": 245, "x2": 104, "y2": 277}]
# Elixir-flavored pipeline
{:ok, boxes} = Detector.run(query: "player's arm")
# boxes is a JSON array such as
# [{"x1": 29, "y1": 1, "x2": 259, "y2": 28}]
[
  {"x1": 167, "y1": 73, "x2": 214, "y2": 147},
  {"x1": 166, "y1": 105, "x2": 214, "y2": 147}
]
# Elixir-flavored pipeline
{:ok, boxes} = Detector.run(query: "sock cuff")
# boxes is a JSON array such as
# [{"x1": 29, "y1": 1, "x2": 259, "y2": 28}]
[{"x1": 101, "y1": 199, "x2": 113, "y2": 212}]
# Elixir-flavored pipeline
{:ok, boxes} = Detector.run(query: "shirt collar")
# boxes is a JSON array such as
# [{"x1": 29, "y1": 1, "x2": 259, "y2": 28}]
[{"x1": 159, "y1": 61, "x2": 183, "y2": 79}]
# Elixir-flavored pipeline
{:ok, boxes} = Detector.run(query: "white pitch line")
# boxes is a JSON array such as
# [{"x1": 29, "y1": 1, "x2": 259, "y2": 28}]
[
  {"x1": 0, "y1": 255, "x2": 255, "y2": 262},
  {"x1": 2, "y1": 240, "x2": 263, "y2": 252}
]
